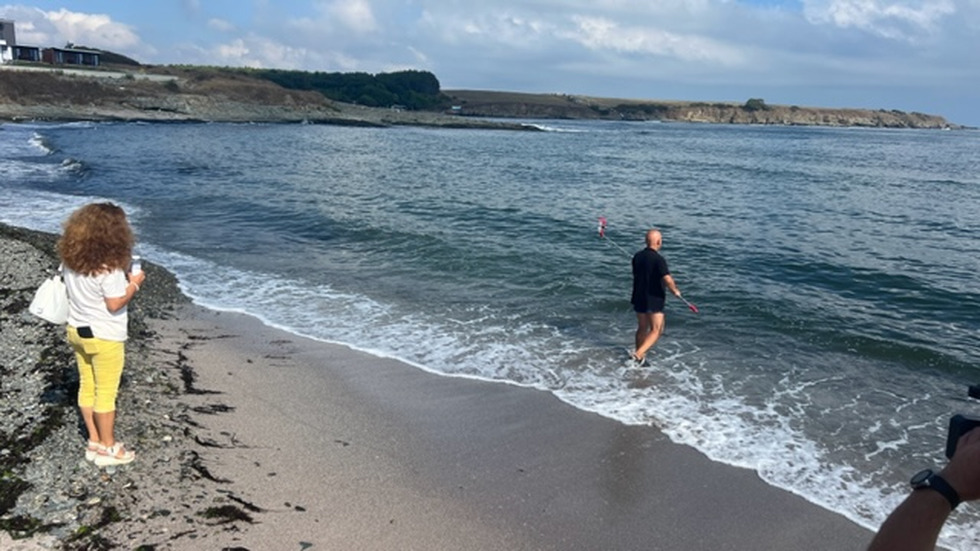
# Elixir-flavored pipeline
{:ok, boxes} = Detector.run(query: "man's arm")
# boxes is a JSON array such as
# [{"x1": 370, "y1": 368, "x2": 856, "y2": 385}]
[
  {"x1": 867, "y1": 428, "x2": 980, "y2": 551},
  {"x1": 867, "y1": 485, "x2": 952, "y2": 551},
  {"x1": 662, "y1": 274, "x2": 681, "y2": 298}
]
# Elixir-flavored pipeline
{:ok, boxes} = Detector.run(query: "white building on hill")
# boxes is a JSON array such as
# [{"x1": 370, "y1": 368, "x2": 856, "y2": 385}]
[{"x1": 0, "y1": 19, "x2": 14, "y2": 63}]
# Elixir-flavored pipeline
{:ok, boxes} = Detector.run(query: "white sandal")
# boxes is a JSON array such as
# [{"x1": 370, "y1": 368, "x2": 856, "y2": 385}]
[
  {"x1": 84, "y1": 440, "x2": 104, "y2": 462},
  {"x1": 94, "y1": 442, "x2": 136, "y2": 466}
]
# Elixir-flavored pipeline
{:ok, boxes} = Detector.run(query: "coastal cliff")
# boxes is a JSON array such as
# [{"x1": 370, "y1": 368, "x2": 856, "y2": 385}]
[
  {"x1": 0, "y1": 67, "x2": 531, "y2": 130},
  {"x1": 0, "y1": 65, "x2": 962, "y2": 129},
  {"x1": 443, "y1": 90, "x2": 961, "y2": 129}
]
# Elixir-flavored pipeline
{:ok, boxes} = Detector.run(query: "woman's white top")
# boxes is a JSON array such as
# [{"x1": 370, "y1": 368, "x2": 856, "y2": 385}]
[{"x1": 64, "y1": 267, "x2": 129, "y2": 342}]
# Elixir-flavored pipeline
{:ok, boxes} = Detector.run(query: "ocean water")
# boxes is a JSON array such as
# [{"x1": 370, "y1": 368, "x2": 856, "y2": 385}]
[{"x1": 2, "y1": 120, "x2": 979, "y2": 547}]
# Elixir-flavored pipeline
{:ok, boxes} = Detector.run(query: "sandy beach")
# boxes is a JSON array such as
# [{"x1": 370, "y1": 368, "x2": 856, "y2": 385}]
[
  {"x1": 134, "y1": 305, "x2": 875, "y2": 550},
  {"x1": 1, "y1": 226, "x2": 876, "y2": 550}
]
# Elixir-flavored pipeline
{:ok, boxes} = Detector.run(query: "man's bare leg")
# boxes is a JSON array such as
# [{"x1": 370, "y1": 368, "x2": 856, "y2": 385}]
[
  {"x1": 635, "y1": 312, "x2": 665, "y2": 359},
  {"x1": 635, "y1": 312, "x2": 653, "y2": 352}
]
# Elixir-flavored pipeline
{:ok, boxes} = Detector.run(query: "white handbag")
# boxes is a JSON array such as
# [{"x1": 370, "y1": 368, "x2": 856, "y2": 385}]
[{"x1": 29, "y1": 267, "x2": 69, "y2": 324}]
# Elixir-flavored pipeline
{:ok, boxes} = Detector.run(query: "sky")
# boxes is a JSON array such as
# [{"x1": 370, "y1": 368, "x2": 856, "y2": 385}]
[{"x1": 1, "y1": 1, "x2": 977, "y2": 126}]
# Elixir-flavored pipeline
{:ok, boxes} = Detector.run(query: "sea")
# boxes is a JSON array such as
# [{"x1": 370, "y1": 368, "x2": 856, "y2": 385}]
[{"x1": 1, "y1": 119, "x2": 978, "y2": 548}]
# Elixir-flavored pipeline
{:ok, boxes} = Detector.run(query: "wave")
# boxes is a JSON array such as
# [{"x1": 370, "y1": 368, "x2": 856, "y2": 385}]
[
  {"x1": 60, "y1": 158, "x2": 86, "y2": 174},
  {"x1": 29, "y1": 132, "x2": 54, "y2": 155},
  {"x1": 0, "y1": 192, "x2": 93, "y2": 234},
  {"x1": 0, "y1": 188, "x2": 140, "y2": 235},
  {"x1": 0, "y1": 159, "x2": 70, "y2": 184},
  {"x1": 520, "y1": 122, "x2": 586, "y2": 133}
]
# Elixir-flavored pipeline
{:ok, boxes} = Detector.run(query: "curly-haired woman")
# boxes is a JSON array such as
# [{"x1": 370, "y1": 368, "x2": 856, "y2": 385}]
[{"x1": 57, "y1": 202, "x2": 146, "y2": 467}]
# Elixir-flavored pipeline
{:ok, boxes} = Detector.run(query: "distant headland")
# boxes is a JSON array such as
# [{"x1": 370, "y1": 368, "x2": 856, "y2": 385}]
[
  {"x1": 442, "y1": 90, "x2": 962, "y2": 130},
  {"x1": 0, "y1": 61, "x2": 963, "y2": 130}
]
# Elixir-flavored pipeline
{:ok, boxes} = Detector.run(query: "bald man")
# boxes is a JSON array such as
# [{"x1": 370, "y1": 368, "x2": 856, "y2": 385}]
[{"x1": 630, "y1": 229, "x2": 682, "y2": 362}]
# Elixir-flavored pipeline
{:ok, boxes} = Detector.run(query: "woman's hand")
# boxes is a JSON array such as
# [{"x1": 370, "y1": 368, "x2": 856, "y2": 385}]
[
  {"x1": 129, "y1": 269, "x2": 146, "y2": 288},
  {"x1": 104, "y1": 270, "x2": 146, "y2": 313}
]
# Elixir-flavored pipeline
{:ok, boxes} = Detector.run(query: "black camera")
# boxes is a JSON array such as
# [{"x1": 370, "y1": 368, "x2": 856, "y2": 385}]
[{"x1": 945, "y1": 384, "x2": 980, "y2": 459}]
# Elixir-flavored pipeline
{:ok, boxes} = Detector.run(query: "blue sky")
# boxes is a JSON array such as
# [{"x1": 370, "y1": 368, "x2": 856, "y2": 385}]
[{"x1": 2, "y1": 1, "x2": 977, "y2": 126}]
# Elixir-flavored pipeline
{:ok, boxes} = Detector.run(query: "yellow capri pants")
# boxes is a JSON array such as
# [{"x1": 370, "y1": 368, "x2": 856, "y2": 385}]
[{"x1": 67, "y1": 326, "x2": 125, "y2": 413}]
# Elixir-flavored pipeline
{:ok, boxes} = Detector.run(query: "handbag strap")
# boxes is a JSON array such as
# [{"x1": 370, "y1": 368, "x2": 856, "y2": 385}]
[{"x1": 57, "y1": 264, "x2": 69, "y2": 301}]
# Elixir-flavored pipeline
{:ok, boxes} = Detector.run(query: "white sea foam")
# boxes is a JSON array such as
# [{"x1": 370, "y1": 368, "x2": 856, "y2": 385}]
[
  {"x1": 0, "y1": 128, "x2": 75, "y2": 186},
  {"x1": 521, "y1": 123, "x2": 585, "y2": 133},
  {"x1": 143, "y1": 245, "x2": 592, "y2": 392},
  {"x1": 550, "y1": 354, "x2": 897, "y2": 532},
  {"x1": 60, "y1": 158, "x2": 85, "y2": 173},
  {"x1": 0, "y1": 191, "x2": 88, "y2": 233},
  {"x1": 0, "y1": 159, "x2": 59, "y2": 182},
  {"x1": 28, "y1": 132, "x2": 53, "y2": 154},
  {"x1": 0, "y1": 188, "x2": 140, "y2": 235}
]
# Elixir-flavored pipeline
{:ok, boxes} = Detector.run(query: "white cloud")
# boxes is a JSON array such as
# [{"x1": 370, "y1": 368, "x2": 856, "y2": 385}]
[
  {"x1": 804, "y1": 0, "x2": 956, "y2": 40},
  {"x1": 417, "y1": 7, "x2": 556, "y2": 47},
  {"x1": 323, "y1": 0, "x2": 378, "y2": 33},
  {"x1": 46, "y1": 8, "x2": 142, "y2": 49},
  {"x1": 210, "y1": 36, "x2": 304, "y2": 69},
  {"x1": 215, "y1": 38, "x2": 250, "y2": 61},
  {"x1": 285, "y1": 1, "x2": 381, "y2": 45},
  {"x1": 568, "y1": 15, "x2": 744, "y2": 64},
  {"x1": 0, "y1": 6, "x2": 54, "y2": 45},
  {"x1": 178, "y1": 33, "x2": 360, "y2": 71},
  {"x1": 0, "y1": 5, "x2": 154, "y2": 56},
  {"x1": 458, "y1": 13, "x2": 553, "y2": 46}
]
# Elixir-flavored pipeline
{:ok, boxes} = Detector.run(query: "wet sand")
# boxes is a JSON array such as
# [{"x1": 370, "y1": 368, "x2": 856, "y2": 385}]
[{"x1": 149, "y1": 304, "x2": 875, "y2": 550}]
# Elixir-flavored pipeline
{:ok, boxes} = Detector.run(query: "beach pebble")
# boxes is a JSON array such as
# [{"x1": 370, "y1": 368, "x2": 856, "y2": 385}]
[{"x1": 0, "y1": 225, "x2": 250, "y2": 547}]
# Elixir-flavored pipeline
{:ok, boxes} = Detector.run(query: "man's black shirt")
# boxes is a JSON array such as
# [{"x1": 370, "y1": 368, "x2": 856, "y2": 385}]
[{"x1": 631, "y1": 247, "x2": 670, "y2": 312}]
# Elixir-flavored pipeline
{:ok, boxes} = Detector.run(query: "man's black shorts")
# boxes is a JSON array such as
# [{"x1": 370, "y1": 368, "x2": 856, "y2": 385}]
[{"x1": 633, "y1": 297, "x2": 665, "y2": 314}]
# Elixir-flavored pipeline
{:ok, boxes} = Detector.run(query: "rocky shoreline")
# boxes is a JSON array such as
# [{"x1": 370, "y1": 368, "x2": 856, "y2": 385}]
[
  {"x1": 444, "y1": 90, "x2": 964, "y2": 129},
  {"x1": 0, "y1": 67, "x2": 537, "y2": 131},
  {"x1": 0, "y1": 223, "x2": 259, "y2": 550},
  {"x1": 1, "y1": 66, "x2": 965, "y2": 130}
]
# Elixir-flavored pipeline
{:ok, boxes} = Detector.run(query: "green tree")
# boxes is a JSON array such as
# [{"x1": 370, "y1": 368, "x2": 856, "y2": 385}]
[{"x1": 247, "y1": 68, "x2": 445, "y2": 109}]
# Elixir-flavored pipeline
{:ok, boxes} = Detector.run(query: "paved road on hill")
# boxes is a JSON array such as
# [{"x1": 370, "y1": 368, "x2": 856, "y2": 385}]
[{"x1": 0, "y1": 63, "x2": 176, "y2": 82}]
